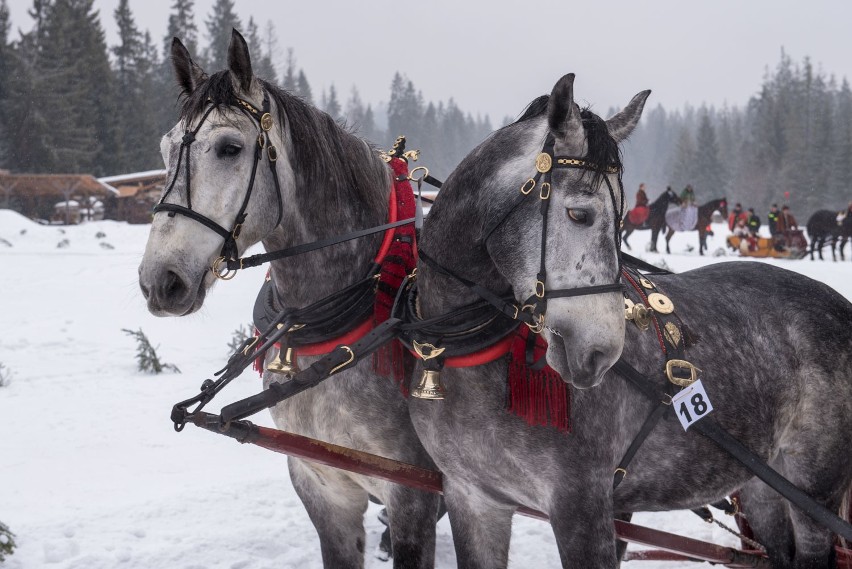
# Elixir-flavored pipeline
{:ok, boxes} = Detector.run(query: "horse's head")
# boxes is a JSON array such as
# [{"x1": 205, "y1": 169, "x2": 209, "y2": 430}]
[
  {"x1": 139, "y1": 30, "x2": 287, "y2": 316},
  {"x1": 485, "y1": 74, "x2": 649, "y2": 388}
]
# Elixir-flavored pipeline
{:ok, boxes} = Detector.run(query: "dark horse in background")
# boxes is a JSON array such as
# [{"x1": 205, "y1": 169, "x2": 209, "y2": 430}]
[
  {"x1": 807, "y1": 209, "x2": 852, "y2": 261},
  {"x1": 664, "y1": 198, "x2": 728, "y2": 255},
  {"x1": 138, "y1": 32, "x2": 439, "y2": 569},
  {"x1": 621, "y1": 188, "x2": 680, "y2": 252},
  {"x1": 411, "y1": 73, "x2": 852, "y2": 568}
]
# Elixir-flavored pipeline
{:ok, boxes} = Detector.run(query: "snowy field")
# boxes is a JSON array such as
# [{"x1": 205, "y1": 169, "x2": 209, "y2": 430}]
[{"x1": 2, "y1": 209, "x2": 851, "y2": 569}]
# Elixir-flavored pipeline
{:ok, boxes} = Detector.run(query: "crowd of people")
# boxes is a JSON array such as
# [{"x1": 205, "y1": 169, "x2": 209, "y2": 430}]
[{"x1": 629, "y1": 183, "x2": 804, "y2": 253}]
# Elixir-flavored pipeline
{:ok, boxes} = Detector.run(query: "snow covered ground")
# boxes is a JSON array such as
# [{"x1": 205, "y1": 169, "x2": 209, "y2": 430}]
[{"x1": 1, "y1": 209, "x2": 851, "y2": 569}]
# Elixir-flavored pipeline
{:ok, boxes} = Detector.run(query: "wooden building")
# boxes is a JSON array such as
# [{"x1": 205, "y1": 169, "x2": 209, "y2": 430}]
[
  {"x1": 98, "y1": 170, "x2": 166, "y2": 224},
  {"x1": 0, "y1": 172, "x2": 118, "y2": 224}
]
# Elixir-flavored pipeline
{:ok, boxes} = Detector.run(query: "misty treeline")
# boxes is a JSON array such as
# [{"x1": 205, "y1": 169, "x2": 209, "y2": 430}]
[
  {"x1": 0, "y1": 0, "x2": 850, "y2": 217},
  {"x1": 622, "y1": 50, "x2": 852, "y2": 217},
  {"x1": 0, "y1": 0, "x2": 492, "y2": 179}
]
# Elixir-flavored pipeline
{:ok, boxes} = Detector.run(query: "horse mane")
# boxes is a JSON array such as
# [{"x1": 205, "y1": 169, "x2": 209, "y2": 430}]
[{"x1": 178, "y1": 70, "x2": 388, "y2": 219}]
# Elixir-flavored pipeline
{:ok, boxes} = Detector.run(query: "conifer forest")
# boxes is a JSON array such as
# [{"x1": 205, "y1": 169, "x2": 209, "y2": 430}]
[{"x1": 0, "y1": 0, "x2": 850, "y2": 215}]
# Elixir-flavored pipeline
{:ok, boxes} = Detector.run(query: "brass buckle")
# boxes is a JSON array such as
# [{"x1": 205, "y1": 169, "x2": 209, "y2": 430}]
[
  {"x1": 268, "y1": 145, "x2": 278, "y2": 162},
  {"x1": 212, "y1": 256, "x2": 237, "y2": 280},
  {"x1": 412, "y1": 340, "x2": 446, "y2": 361},
  {"x1": 539, "y1": 182, "x2": 551, "y2": 200},
  {"x1": 257, "y1": 133, "x2": 266, "y2": 149},
  {"x1": 534, "y1": 280, "x2": 546, "y2": 298},
  {"x1": 521, "y1": 304, "x2": 545, "y2": 333},
  {"x1": 520, "y1": 178, "x2": 536, "y2": 195},
  {"x1": 330, "y1": 346, "x2": 355, "y2": 374},
  {"x1": 665, "y1": 359, "x2": 701, "y2": 387}
]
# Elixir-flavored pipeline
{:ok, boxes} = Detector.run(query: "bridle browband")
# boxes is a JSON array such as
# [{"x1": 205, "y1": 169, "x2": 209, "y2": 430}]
[
  {"x1": 422, "y1": 131, "x2": 626, "y2": 334},
  {"x1": 153, "y1": 93, "x2": 284, "y2": 278}
]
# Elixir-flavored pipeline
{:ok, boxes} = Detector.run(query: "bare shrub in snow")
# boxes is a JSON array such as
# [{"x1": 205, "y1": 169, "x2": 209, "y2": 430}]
[
  {"x1": 227, "y1": 323, "x2": 255, "y2": 353},
  {"x1": 0, "y1": 521, "x2": 15, "y2": 561},
  {"x1": 122, "y1": 328, "x2": 181, "y2": 374},
  {"x1": 0, "y1": 362, "x2": 11, "y2": 387}
]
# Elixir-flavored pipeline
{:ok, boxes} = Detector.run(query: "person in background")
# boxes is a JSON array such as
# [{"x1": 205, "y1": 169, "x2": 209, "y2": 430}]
[
  {"x1": 767, "y1": 204, "x2": 780, "y2": 236},
  {"x1": 776, "y1": 205, "x2": 798, "y2": 233},
  {"x1": 746, "y1": 208, "x2": 761, "y2": 236},
  {"x1": 728, "y1": 202, "x2": 748, "y2": 231},
  {"x1": 636, "y1": 183, "x2": 649, "y2": 208},
  {"x1": 626, "y1": 182, "x2": 652, "y2": 227},
  {"x1": 680, "y1": 184, "x2": 696, "y2": 207}
]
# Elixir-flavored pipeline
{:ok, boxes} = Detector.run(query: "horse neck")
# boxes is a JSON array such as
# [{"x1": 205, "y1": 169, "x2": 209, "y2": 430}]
[{"x1": 263, "y1": 103, "x2": 391, "y2": 306}]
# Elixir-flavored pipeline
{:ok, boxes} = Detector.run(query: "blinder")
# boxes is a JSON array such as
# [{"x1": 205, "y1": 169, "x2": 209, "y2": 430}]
[{"x1": 152, "y1": 92, "x2": 285, "y2": 279}]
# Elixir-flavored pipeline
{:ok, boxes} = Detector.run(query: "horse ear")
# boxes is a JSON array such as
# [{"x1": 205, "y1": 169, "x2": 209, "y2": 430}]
[
  {"x1": 171, "y1": 37, "x2": 206, "y2": 95},
  {"x1": 547, "y1": 73, "x2": 584, "y2": 142},
  {"x1": 227, "y1": 28, "x2": 253, "y2": 92},
  {"x1": 606, "y1": 90, "x2": 651, "y2": 143}
]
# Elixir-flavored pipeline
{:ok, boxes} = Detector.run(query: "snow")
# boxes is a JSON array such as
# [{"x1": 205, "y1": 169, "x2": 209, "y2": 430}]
[{"x1": 1, "y1": 210, "x2": 850, "y2": 569}]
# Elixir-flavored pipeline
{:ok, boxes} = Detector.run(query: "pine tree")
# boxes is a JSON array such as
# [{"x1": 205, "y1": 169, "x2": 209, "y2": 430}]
[
  {"x1": 0, "y1": 0, "x2": 11, "y2": 165},
  {"x1": 165, "y1": 0, "x2": 198, "y2": 58},
  {"x1": 692, "y1": 112, "x2": 727, "y2": 198},
  {"x1": 325, "y1": 84, "x2": 342, "y2": 121},
  {"x1": 204, "y1": 0, "x2": 240, "y2": 71},
  {"x1": 281, "y1": 47, "x2": 297, "y2": 92},
  {"x1": 244, "y1": 16, "x2": 275, "y2": 82},
  {"x1": 9, "y1": 0, "x2": 116, "y2": 174},
  {"x1": 295, "y1": 69, "x2": 313, "y2": 104},
  {"x1": 670, "y1": 127, "x2": 696, "y2": 192}
]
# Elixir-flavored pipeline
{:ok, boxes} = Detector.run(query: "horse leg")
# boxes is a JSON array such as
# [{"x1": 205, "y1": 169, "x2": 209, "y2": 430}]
[
  {"x1": 738, "y1": 475, "x2": 795, "y2": 568},
  {"x1": 650, "y1": 227, "x2": 659, "y2": 253},
  {"x1": 698, "y1": 230, "x2": 706, "y2": 256},
  {"x1": 289, "y1": 457, "x2": 369, "y2": 569},
  {"x1": 742, "y1": 441, "x2": 850, "y2": 568},
  {"x1": 550, "y1": 488, "x2": 618, "y2": 568},
  {"x1": 614, "y1": 512, "x2": 633, "y2": 565},
  {"x1": 442, "y1": 479, "x2": 513, "y2": 569},
  {"x1": 665, "y1": 229, "x2": 673, "y2": 254},
  {"x1": 841, "y1": 237, "x2": 848, "y2": 261},
  {"x1": 383, "y1": 483, "x2": 440, "y2": 569},
  {"x1": 622, "y1": 227, "x2": 633, "y2": 251}
]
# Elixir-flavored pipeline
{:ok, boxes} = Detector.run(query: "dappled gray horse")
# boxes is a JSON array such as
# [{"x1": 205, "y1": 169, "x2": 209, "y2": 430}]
[
  {"x1": 412, "y1": 73, "x2": 852, "y2": 568},
  {"x1": 138, "y1": 31, "x2": 439, "y2": 569}
]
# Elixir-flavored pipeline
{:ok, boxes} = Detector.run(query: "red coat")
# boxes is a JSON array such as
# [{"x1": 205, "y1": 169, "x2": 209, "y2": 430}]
[{"x1": 728, "y1": 211, "x2": 748, "y2": 231}]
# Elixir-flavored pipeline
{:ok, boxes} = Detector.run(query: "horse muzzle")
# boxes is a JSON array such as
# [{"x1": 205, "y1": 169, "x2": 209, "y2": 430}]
[
  {"x1": 545, "y1": 325, "x2": 623, "y2": 389},
  {"x1": 138, "y1": 262, "x2": 208, "y2": 317}
]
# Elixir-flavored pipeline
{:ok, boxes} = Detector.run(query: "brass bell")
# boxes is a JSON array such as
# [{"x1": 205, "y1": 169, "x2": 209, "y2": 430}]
[
  {"x1": 411, "y1": 369, "x2": 446, "y2": 400},
  {"x1": 267, "y1": 346, "x2": 298, "y2": 375}
]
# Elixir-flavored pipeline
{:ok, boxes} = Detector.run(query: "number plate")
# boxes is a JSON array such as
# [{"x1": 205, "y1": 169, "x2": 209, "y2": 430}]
[{"x1": 672, "y1": 379, "x2": 713, "y2": 431}]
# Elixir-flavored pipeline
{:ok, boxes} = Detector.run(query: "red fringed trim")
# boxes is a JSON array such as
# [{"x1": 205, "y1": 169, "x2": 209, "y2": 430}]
[
  {"x1": 373, "y1": 157, "x2": 418, "y2": 391},
  {"x1": 506, "y1": 327, "x2": 571, "y2": 432}
]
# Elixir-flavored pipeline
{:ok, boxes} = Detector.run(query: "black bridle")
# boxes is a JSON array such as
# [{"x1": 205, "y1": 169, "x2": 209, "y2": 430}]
[
  {"x1": 153, "y1": 93, "x2": 284, "y2": 279},
  {"x1": 423, "y1": 132, "x2": 626, "y2": 333}
]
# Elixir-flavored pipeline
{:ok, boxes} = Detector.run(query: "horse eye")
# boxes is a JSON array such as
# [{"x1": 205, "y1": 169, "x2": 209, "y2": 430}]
[
  {"x1": 567, "y1": 209, "x2": 588, "y2": 224},
  {"x1": 220, "y1": 143, "x2": 242, "y2": 157}
]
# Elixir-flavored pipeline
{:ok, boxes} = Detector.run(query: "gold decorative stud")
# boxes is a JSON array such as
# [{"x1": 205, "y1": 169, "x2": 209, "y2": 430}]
[
  {"x1": 647, "y1": 292, "x2": 674, "y2": 314},
  {"x1": 260, "y1": 113, "x2": 273, "y2": 131},
  {"x1": 535, "y1": 153, "x2": 553, "y2": 173},
  {"x1": 663, "y1": 322, "x2": 681, "y2": 347}
]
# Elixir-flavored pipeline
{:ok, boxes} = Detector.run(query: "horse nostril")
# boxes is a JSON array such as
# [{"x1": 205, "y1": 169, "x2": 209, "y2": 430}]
[
  {"x1": 163, "y1": 270, "x2": 188, "y2": 299},
  {"x1": 140, "y1": 282, "x2": 151, "y2": 299}
]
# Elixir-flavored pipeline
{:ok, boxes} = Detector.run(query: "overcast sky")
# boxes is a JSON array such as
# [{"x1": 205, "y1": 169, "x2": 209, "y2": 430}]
[{"x1": 7, "y1": 0, "x2": 852, "y2": 121}]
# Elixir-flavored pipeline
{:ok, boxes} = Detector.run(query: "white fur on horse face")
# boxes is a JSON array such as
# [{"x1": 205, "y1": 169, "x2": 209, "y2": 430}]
[
  {"x1": 542, "y1": 170, "x2": 626, "y2": 389},
  {"x1": 140, "y1": 98, "x2": 288, "y2": 316}
]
